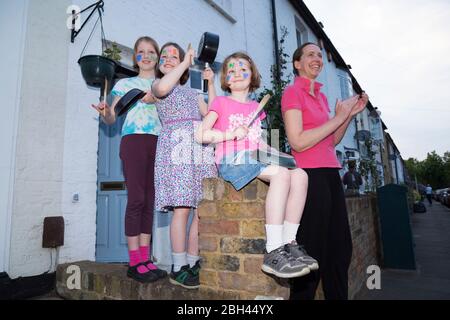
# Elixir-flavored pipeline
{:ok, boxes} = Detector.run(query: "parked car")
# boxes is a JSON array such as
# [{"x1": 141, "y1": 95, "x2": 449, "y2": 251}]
[
  {"x1": 435, "y1": 189, "x2": 446, "y2": 203},
  {"x1": 442, "y1": 188, "x2": 450, "y2": 207},
  {"x1": 437, "y1": 188, "x2": 449, "y2": 205}
]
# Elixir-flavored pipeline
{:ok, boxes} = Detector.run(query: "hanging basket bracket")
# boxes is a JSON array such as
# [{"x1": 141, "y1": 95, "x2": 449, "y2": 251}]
[{"x1": 71, "y1": 0, "x2": 104, "y2": 43}]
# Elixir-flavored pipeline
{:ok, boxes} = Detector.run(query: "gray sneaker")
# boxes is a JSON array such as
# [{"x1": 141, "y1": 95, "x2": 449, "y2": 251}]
[
  {"x1": 261, "y1": 245, "x2": 310, "y2": 278},
  {"x1": 284, "y1": 241, "x2": 319, "y2": 271}
]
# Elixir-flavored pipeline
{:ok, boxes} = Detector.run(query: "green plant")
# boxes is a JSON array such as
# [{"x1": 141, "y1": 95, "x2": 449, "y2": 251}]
[
  {"x1": 103, "y1": 42, "x2": 122, "y2": 61},
  {"x1": 358, "y1": 137, "x2": 381, "y2": 192},
  {"x1": 257, "y1": 26, "x2": 292, "y2": 152}
]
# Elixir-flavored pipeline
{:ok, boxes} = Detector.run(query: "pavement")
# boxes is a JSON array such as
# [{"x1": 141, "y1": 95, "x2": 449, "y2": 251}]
[{"x1": 357, "y1": 201, "x2": 450, "y2": 299}]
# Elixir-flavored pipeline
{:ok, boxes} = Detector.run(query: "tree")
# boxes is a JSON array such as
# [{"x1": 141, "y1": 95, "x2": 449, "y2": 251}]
[
  {"x1": 405, "y1": 151, "x2": 450, "y2": 189},
  {"x1": 444, "y1": 151, "x2": 450, "y2": 187},
  {"x1": 422, "y1": 151, "x2": 446, "y2": 188},
  {"x1": 405, "y1": 157, "x2": 422, "y2": 185}
]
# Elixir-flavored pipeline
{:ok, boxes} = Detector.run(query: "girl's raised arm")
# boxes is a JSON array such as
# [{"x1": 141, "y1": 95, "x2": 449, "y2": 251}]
[{"x1": 198, "y1": 66, "x2": 217, "y2": 116}]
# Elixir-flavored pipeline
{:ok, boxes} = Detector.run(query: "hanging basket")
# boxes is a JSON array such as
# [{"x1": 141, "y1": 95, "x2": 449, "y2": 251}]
[{"x1": 78, "y1": 55, "x2": 116, "y2": 88}]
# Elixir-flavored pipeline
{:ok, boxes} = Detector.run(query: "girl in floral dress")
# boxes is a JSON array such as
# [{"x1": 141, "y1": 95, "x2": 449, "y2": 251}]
[{"x1": 152, "y1": 42, "x2": 217, "y2": 289}]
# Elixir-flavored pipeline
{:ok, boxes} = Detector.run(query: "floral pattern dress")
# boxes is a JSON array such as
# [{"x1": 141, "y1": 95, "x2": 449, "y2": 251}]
[{"x1": 155, "y1": 85, "x2": 217, "y2": 210}]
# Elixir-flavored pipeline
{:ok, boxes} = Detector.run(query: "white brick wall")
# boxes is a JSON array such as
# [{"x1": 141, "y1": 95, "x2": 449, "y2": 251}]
[
  {"x1": 0, "y1": 0, "x2": 28, "y2": 274},
  {"x1": 8, "y1": 0, "x2": 71, "y2": 278}
]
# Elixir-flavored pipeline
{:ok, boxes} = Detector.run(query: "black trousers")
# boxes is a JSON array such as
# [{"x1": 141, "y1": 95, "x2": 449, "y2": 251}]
[{"x1": 290, "y1": 168, "x2": 353, "y2": 300}]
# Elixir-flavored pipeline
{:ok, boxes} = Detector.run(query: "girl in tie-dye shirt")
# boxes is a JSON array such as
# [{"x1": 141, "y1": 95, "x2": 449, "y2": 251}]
[{"x1": 91, "y1": 36, "x2": 166, "y2": 284}]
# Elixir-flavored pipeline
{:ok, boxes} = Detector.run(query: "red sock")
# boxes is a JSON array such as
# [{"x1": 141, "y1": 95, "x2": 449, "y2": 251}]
[
  {"x1": 139, "y1": 246, "x2": 150, "y2": 262},
  {"x1": 139, "y1": 246, "x2": 157, "y2": 270},
  {"x1": 129, "y1": 249, "x2": 148, "y2": 274}
]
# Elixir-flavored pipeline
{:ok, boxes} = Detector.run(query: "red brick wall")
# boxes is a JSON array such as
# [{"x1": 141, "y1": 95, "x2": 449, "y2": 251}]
[{"x1": 198, "y1": 178, "x2": 381, "y2": 300}]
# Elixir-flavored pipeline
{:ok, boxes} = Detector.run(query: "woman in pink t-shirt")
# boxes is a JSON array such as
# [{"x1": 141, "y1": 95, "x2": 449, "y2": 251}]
[
  {"x1": 196, "y1": 52, "x2": 318, "y2": 279},
  {"x1": 281, "y1": 42, "x2": 368, "y2": 300}
]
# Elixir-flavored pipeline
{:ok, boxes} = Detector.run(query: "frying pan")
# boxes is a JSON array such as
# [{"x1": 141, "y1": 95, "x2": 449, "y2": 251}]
[
  {"x1": 115, "y1": 88, "x2": 146, "y2": 116},
  {"x1": 197, "y1": 32, "x2": 220, "y2": 93}
]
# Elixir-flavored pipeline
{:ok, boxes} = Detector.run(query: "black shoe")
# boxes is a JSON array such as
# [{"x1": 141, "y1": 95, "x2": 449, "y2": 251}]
[
  {"x1": 169, "y1": 264, "x2": 199, "y2": 289},
  {"x1": 189, "y1": 260, "x2": 201, "y2": 277},
  {"x1": 142, "y1": 260, "x2": 168, "y2": 279},
  {"x1": 127, "y1": 263, "x2": 159, "y2": 283}
]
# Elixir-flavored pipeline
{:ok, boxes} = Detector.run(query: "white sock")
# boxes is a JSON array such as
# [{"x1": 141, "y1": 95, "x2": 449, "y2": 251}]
[
  {"x1": 265, "y1": 224, "x2": 284, "y2": 253},
  {"x1": 283, "y1": 221, "x2": 300, "y2": 245},
  {"x1": 187, "y1": 254, "x2": 200, "y2": 268},
  {"x1": 172, "y1": 252, "x2": 187, "y2": 272}
]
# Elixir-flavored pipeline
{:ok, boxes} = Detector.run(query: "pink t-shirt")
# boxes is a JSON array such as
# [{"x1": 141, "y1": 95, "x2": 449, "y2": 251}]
[
  {"x1": 281, "y1": 76, "x2": 341, "y2": 169},
  {"x1": 209, "y1": 96, "x2": 266, "y2": 164}
]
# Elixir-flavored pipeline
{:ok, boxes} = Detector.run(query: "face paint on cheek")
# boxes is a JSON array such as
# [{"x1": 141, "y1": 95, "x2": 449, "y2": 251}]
[
  {"x1": 243, "y1": 73, "x2": 250, "y2": 79},
  {"x1": 159, "y1": 58, "x2": 165, "y2": 66},
  {"x1": 226, "y1": 75, "x2": 233, "y2": 82},
  {"x1": 136, "y1": 54, "x2": 142, "y2": 62},
  {"x1": 147, "y1": 53, "x2": 158, "y2": 62}
]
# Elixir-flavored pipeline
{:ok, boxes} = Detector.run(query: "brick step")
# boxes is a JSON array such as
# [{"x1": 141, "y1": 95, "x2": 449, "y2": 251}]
[
  {"x1": 56, "y1": 261, "x2": 201, "y2": 300},
  {"x1": 56, "y1": 261, "x2": 250, "y2": 300}
]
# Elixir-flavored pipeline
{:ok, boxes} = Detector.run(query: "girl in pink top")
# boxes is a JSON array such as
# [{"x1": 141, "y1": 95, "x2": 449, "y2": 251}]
[
  {"x1": 196, "y1": 52, "x2": 318, "y2": 279},
  {"x1": 282, "y1": 42, "x2": 368, "y2": 300}
]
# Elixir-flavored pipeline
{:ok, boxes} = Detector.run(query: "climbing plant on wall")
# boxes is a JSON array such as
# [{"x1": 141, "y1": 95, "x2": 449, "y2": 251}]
[
  {"x1": 258, "y1": 26, "x2": 292, "y2": 152},
  {"x1": 359, "y1": 137, "x2": 381, "y2": 192}
]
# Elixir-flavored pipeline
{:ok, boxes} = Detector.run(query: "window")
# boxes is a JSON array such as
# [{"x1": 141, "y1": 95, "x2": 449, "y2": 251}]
[
  {"x1": 190, "y1": 70, "x2": 202, "y2": 90},
  {"x1": 369, "y1": 117, "x2": 382, "y2": 141},
  {"x1": 337, "y1": 69, "x2": 353, "y2": 99},
  {"x1": 295, "y1": 16, "x2": 308, "y2": 47},
  {"x1": 204, "y1": 0, "x2": 236, "y2": 23},
  {"x1": 336, "y1": 150, "x2": 343, "y2": 164},
  {"x1": 345, "y1": 151, "x2": 356, "y2": 159},
  {"x1": 189, "y1": 61, "x2": 222, "y2": 93}
]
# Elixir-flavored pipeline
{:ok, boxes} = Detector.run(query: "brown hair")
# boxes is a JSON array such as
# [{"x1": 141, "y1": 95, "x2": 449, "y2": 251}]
[
  {"x1": 292, "y1": 42, "x2": 320, "y2": 76},
  {"x1": 220, "y1": 52, "x2": 261, "y2": 93},
  {"x1": 155, "y1": 42, "x2": 189, "y2": 85},
  {"x1": 133, "y1": 36, "x2": 160, "y2": 69}
]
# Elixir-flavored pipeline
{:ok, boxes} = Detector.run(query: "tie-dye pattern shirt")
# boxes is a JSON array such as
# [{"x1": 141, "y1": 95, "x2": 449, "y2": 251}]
[{"x1": 111, "y1": 77, "x2": 161, "y2": 137}]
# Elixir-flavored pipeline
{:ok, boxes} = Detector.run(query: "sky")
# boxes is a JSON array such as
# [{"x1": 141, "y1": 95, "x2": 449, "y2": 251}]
[{"x1": 303, "y1": 0, "x2": 450, "y2": 160}]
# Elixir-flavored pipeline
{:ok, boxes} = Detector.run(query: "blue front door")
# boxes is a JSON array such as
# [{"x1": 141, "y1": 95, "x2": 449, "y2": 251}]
[{"x1": 96, "y1": 113, "x2": 128, "y2": 262}]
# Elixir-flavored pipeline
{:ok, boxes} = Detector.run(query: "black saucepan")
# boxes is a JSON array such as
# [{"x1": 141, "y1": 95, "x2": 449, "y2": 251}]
[
  {"x1": 115, "y1": 88, "x2": 146, "y2": 116},
  {"x1": 197, "y1": 32, "x2": 220, "y2": 93}
]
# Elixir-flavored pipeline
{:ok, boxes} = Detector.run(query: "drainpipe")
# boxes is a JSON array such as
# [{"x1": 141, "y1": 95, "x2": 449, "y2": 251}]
[
  {"x1": 271, "y1": 0, "x2": 281, "y2": 83},
  {"x1": 354, "y1": 117, "x2": 360, "y2": 153},
  {"x1": 394, "y1": 154, "x2": 399, "y2": 184}
]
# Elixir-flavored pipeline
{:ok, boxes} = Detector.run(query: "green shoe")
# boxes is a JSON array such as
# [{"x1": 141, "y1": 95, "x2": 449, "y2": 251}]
[{"x1": 169, "y1": 264, "x2": 199, "y2": 289}]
